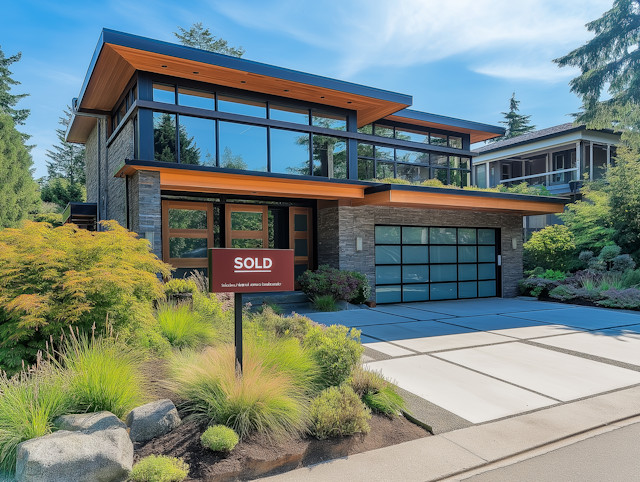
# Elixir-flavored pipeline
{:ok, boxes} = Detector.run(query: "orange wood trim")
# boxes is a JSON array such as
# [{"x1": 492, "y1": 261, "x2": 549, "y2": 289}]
[
  {"x1": 225, "y1": 204, "x2": 268, "y2": 247},
  {"x1": 161, "y1": 200, "x2": 169, "y2": 262},
  {"x1": 164, "y1": 200, "x2": 209, "y2": 210},
  {"x1": 168, "y1": 258, "x2": 208, "y2": 269},
  {"x1": 167, "y1": 229, "x2": 209, "y2": 239},
  {"x1": 229, "y1": 230, "x2": 264, "y2": 239}
]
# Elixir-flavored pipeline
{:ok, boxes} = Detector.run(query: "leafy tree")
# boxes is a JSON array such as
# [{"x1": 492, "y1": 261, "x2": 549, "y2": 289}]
[
  {"x1": 40, "y1": 177, "x2": 86, "y2": 209},
  {"x1": 0, "y1": 46, "x2": 29, "y2": 126},
  {"x1": 559, "y1": 181, "x2": 615, "y2": 253},
  {"x1": 606, "y1": 146, "x2": 640, "y2": 257},
  {"x1": 220, "y1": 146, "x2": 247, "y2": 170},
  {"x1": 554, "y1": 0, "x2": 640, "y2": 137},
  {"x1": 174, "y1": 23, "x2": 245, "y2": 58},
  {"x1": 0, "y1": 113, "x2": 39, "y2": 229},
  {"x1": 489, "y1": 93, "x2": 536, "y2": 143},
  {"x1": 45, "y1": 107, "x2": 85, "y2": 185},
  {"x1": 523, "y1": 224, "x2": 576, "y2": 271},
  {"x1": 0, "y1": 220, "x2": 171, "y2": 373}
]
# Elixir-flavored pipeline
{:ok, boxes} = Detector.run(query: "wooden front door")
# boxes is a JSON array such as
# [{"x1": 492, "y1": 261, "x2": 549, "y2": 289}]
[
  {"x1": 225, "y1": 204, "x2": 269, "y2": 248},
  {"x1": 289, "y1": 207, "x2": 313, "y2": 284}
]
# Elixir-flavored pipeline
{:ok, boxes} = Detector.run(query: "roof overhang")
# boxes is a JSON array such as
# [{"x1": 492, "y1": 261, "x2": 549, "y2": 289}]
[
  {"x1": 67, "y1": 29, "x2": 413, "y2": 142},
  {"x1": 354, "y1": 184, "x2": 566, "y2": 215},
  {"x1": 385, "y1": 109, "x2": 505, "y2": 144},
  {"x1": 115, "y1": 160, "x2": 566, "y2": 215}
]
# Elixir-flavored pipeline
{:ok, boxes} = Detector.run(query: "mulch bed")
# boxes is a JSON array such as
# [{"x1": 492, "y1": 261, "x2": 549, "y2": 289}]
[{"x1": 135, "y1": 414, "x2": 430, "y2": 482}]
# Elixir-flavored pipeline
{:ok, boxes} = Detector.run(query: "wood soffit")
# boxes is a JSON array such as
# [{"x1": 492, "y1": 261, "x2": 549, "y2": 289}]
[
  {"x1": 80, "y1": 44, "x2": 409, "y2": 127},
  {"x1": 117, "y1": 163, "x2": 565, "y2": 215}
]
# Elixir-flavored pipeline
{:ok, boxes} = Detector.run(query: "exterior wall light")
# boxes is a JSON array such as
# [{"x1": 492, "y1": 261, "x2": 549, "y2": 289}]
[
  {"x1": 356, "y1": 237, "x2": 363, "y2": 252},
  {"x1": 145, "y1": 232, "x2": 155, "y2": 249},
  {"x1": 512, "y1": 237, "x2": 517, "y2": 250}
]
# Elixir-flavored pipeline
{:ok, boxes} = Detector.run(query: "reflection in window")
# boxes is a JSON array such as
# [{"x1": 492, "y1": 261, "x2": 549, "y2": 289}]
[
  {"x1": 358, "y1": 142, "x2": 374, "y2": 158},
  {"x1": 153, "y1": 112, "x2": 176, "y2": 162},
  {"x1": 450, "y1": 169, "x2": 471, "y2": 188},
  {"x1": 153, "y1": 83, "x2": 175, "y2": 104},
  {"x1": 218, "y1": 94, "x2": 266, "y2": 118},
  {"x1": 397, "y1": 164, "x2": 429, "y2": 183},
  {"x1": 178, "y1": 88, "x2": 215, "y2": 110},
  {"x1": 271, "y1": 129, "x2": 310, "y2": 176},
  {"x1": 178, "y1": 116, "x2": 216, "y2": 166},
  {"x1": 430, "y1": 133, "x2": 447, "y2": 146},
  {"x1": 358, "y1": 158, "x2": 375, "y2": 180},
  {"x1": 449, "y1": 136, "x2": 463, "y2": 149},
  {"x1": 168, "y1": 209, "x2": 207, "y2": 229},
  {"x1": 312, "y1": 111, "x2": 346, "y2": 131},
  {"x1": 231, "y1": 238, "x2": 263, "y2": 248},
  {"x1": 312, "y1": 135, "x2": 347, "y2": 179},
  {"x1": 231, "y1": 212, "x2": 263, "y2": 231},
  {"x1": 375, "y1": 146, "x2": 394, "y2": 161},
  {"x1": 397, "y1": 149, "x2": 428, "y2": 164},
  {"x1": 432, "y1": 168, "x2": 448, "y2": 184},
  {"x1": 358, "y1": 124, "x2": 373, "y2": 135},
  {"x1": 430, "y1": 154, "x2": 448, "y2": 166},
  {"x1": 270, "y1": 104, "x2": 309, "y2": 125},
  {"x1": 376, "y1": 161, "x2": 395, "y2": 179},
  {"x1": 169, "y1": 237, "x2": 207, "y2": 258},
  {"x1": 219, "y1": 121, "x2": 267, "y2": 171},
  {"x1": 396, "y1": 127, "x2": 429, "y2": 144},
  {"x1": 375, "y1": 124, "x2": 394, "y2": 138}
]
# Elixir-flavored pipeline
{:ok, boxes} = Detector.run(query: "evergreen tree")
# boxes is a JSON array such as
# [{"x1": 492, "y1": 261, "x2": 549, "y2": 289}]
[
  {"x1": 174, "y1": 23, "x2": 245, "y2": 57},
  {"x1": 40, "y1": 178, "x2": 86, "y2": 209},
  {"x1": 0, "y1": 113, "x2": 39, "y2": 228},
  {"x1": 554, "y1": 0, "x2": 640, "y2": 134},
  {"x1": 490, "y1": 93, "x2": 536, "y2": 142},
  {"x1": 0, "y1": 46, "x2": 29, "y2": 126},
  {"x1": 45, "y1": 107, "x2": 85, "y2": 185},
  {"x1": 153, "y1": 113, "x2": 201, "y2": 164}
]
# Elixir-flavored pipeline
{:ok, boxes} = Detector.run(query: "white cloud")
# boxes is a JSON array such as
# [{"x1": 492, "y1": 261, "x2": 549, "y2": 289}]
[
  {"x1": 211, "y1": 0, "x2": 611, "y2": 80},
  {"x1": 473, "y1": 63, "x2": 580, "y2": 82}
]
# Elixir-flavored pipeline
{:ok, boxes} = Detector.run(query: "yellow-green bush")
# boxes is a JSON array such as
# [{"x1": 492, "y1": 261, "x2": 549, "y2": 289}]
[
  {"x1": 349, "y1": 366, "x2": 407, "y2": 416},
  {"x1": 304, "y1": 325, "x2": 363, "y2": 388},
  {"x1": 309, "y1": 385, "x2": 371, "y2": 440},
  {"x1": 0, "y1": 221, "x2": 171, "y2": 373},
  {"x1": 129, "y1": 455, "x2": 189, "y2": 482},
  {"x1": 200, "y1": 425, "x2": 239, "y2": 452}
]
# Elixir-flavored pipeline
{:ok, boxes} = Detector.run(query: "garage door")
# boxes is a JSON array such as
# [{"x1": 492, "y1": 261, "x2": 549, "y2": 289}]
[{"x1": 375, "y1": 225, "x2": 500, "y2": 304}]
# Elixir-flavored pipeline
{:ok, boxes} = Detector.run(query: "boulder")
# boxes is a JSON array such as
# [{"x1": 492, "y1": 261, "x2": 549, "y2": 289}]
[
  {"x1": 126, "y1": 399, "x2": 181, "y2": 444},
  {"x1": 54, "y1": 411, "x2": 127, "y2": 433},
  {"x1": 15, "y1": 428, "x2": 132, "y2": 482}
]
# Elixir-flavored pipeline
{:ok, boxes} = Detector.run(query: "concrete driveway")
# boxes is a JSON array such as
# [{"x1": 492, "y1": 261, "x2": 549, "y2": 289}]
[{"x1": 305, "y1": 298, "x2": 640, "y2": 430}]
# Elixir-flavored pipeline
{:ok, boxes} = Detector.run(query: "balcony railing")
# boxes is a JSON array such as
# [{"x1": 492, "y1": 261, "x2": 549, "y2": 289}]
[{"x1": 499, "y1": 167, "x2": 579, "y2": 187}]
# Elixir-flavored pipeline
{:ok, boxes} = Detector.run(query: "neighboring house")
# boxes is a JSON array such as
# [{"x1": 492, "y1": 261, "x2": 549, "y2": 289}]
[
  {"x1": 65, "y1": 29, "x2": 566, "y2": 304},
  {"x1": 473, "y1": 124, "x2": 621, "y2": 238}
]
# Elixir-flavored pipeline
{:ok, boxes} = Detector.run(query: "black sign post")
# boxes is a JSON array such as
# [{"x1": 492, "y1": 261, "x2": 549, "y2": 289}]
[{"x1": 234, "y1": 292, "x2": 243, "y2": 373}]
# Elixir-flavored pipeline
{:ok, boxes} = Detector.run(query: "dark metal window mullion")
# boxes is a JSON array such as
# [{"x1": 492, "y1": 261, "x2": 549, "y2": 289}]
[
  {"x1": 175, "y1": 113, "x2": 181, "y2": 164},
  {"x1": 308, "y1": 133, "x2": 313, "y2": 176},
  {"x1": 267, "y1": 125, "x2": 272, "y2": 173}
]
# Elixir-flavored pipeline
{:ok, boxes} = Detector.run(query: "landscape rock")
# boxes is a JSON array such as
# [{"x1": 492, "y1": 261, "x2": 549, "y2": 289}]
[
  {"x1": 126, "y1": 399, "x2": 181, "y2": 444},
  {"x1": 15, "y1": 428, "x2": 133, "y2": 482},
  {"x1": 54, "y1": 411, "x2": 127, "y2": 433}
]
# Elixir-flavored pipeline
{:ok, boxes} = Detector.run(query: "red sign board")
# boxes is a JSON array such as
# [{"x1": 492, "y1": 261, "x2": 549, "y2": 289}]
[{"x1": 208, "y1": 248, "x2": 295, "y2": 293}]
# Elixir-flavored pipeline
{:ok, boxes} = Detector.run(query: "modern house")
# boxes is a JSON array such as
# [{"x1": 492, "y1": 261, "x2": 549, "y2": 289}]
[
  {"x1": 65, "y1": 29, "x2": 566, "y2": 304},
  {"x1": 473, "y1": 124, "x2": 621, "y2": 237}
]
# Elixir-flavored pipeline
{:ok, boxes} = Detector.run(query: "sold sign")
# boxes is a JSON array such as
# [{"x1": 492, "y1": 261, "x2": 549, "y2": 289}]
[{"x1": 209, "y1": 248, "x2": 294, "y2": 293}]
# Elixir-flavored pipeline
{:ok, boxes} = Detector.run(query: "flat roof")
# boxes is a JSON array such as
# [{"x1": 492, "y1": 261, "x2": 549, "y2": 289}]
[{"x1": 68, "y1": 29, "x2": 504, "y2": 144}]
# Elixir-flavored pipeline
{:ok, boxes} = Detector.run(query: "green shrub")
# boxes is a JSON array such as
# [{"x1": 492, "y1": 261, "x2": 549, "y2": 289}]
[
  {"x1": 621, "y1": 269, "x2": 640, "y2": 288},
  {"x1": 0, "y1": 365, "x2": 72, "y2": 473},
  {"x1": 304, "y1": 325, "x2": 363, "y2": 388},
  {"x1": 0, "y1": 221, "x2": 171, "y2": 374},
  {"x1": 129, "y1": 455, "x2": 189, "y2": 482},
  {"x1": 249, "y1": 307, "x2": 312, "y2": 341},
  {"x1": 156, "y1": 302, "x2": 217, "y2": 349},
  {"x1": 200, "y1": 425, "x2": 239, "y2": 452},
  {"x1": 129, "y1": 321, "x2": 172, "y2": 356},
  {"x1": 540, "y1": 269, "x2": 566, "y2": 281},
  {"x1": 309, "y1": 385, "x2": 371, "y2": 440},
  {"x1": 612, "y1": 254, "x2": 636, "y2": 272},
  {"x1": 256, "y1": 302, "x2": 284, "y2": 316},
  {"x1": 312, "y1": 294, "x2": 339, "y2": 312},
  {"x1": 298, "y1": 265, "x2": 371, "y2": 303},
  {"x1": 599, "y1": 244, "x2": 622, "y2": 264},
  {"x1": 349, "y1": 366, "x2": 407, "y2": 416},
  {"x1": 166, "y1": 336, "x2": 316, "y2": 440},
  {"x1": 518, "y1": 277, "x2": 561, "y2": 298},
  {"x1": 523, "y1": 225, "x2": 576, "y2": 271},
  {"x1": 59, "y1": 334, "x2": 148, "y2": 419},
  {"x1": 164, "y1": 279, "x2": 199, "y2": 297},
  {"x1": 597, "y1": 288, "x2": 640, "y2": 310},
  {"x1": 549, "y1": 285, "x2": 579, "y2": 301}
]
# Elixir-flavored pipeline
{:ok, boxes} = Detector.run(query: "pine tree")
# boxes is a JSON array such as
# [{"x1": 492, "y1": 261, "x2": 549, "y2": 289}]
[
  {"x1": 554, "y1": 0, "x2": 640, "y2": 148},
  {"x1": 174, "y1": 23, "x2": 245, "y2": 58},
  {"x1": 45, "y1": 107, "x2": 85, "y2": 185},
  {"x1": 490, "y1": 93, "x2": 536, "y2": 142},
  {"x1": 0, "y1": 46, "x2": 29, "y2": 126},
  {"x1": 153, "y1": 113, "x2": 201, "y2": 164},
  {"x1": 0, "y1": 113, "x2": 39, "y2": 228}
]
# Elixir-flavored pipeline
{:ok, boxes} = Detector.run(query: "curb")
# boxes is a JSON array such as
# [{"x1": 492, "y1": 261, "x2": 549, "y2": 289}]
[{"x1": 260, "y1": 385, "x2": 640, "y2": 482}]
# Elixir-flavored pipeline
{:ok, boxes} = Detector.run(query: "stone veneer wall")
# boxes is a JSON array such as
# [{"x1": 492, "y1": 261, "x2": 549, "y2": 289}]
[
  {"x1": 128, "y1": 170, "x2": 162, "y2": 258},
  {"x1": 106, "y1": 120, "x2": 134, "y2": 227},
  {"x1": 317, "y1": 205, "x2": 523, "y2": 298}
]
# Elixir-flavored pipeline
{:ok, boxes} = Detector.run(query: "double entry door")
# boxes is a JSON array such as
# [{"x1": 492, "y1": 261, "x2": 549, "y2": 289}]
[{"x1": 162, "y1": 200, "x2": 313, "y2": 283}]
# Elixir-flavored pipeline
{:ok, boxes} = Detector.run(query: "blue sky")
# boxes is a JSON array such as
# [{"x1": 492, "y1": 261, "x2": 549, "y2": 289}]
[{"x1": 3, "y1": 0, "x2": 612, "y2": 178}]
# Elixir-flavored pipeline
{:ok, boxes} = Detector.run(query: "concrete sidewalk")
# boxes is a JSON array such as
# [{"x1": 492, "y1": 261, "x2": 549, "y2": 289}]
[{"x1": 261, "y1": 385, "x2": 640, "y2": 482}]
